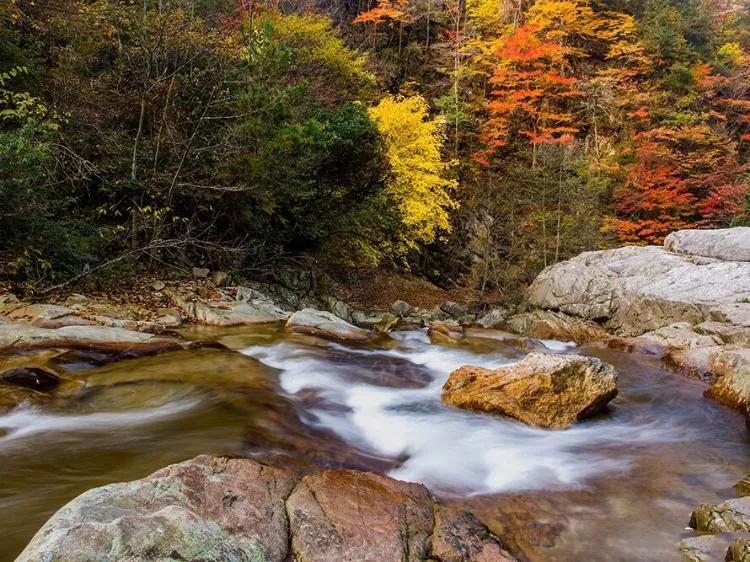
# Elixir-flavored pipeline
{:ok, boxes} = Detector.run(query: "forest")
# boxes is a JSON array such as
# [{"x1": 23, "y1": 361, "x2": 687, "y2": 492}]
[{"x1": 1, "y1": 0, "x2": 749, "y2": 296}]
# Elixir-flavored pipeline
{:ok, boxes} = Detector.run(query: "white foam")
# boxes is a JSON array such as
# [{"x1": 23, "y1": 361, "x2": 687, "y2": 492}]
[
  {"x1": 0, "y1": 400, "x2": 199, "y2": 445},
  {"x1": 243, "y1": 331, "x2": 689, "y2": 495},
  {"x1": 540, "y1": 339, "x2": 577, "y2": 351}
]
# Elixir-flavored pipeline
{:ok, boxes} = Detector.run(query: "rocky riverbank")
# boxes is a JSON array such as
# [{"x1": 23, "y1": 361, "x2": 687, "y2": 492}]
[
  {"x1": 2, "y1": 226, "x2": 749, "y2": 561},
  {"x1": 513, "y1": 227, "x2": 750, "y2": 420},
  {"x1": 17, "y1": 455, "x2": 515, "y2": 562}
]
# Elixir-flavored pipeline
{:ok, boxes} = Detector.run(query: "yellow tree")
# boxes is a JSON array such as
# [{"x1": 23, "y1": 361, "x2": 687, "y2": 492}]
[{"x1": 368, "y1": 95, "x2": 458, "y2": 254}]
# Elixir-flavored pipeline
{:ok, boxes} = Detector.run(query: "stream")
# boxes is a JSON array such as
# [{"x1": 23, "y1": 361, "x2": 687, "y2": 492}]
[{"x1": 0, "y1": 325, "x2": 748, "y2": 561}]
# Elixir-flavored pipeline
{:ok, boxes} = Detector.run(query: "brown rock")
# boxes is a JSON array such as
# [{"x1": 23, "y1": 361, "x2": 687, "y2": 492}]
[
  {"x1": 287, "y1": 469, "x2": 434, "y2": 562},
  {"x1": 17, "y1": 455, "x2": 296, "y2": 562},
  {"x1": 737, "y1": 474, "x2": 750, "y2": 497},
  {"x1": 210, "y1": 270, "x2": 228, "y2": 287},
  {"x1": 442, "y1": 353, "x2": 618, "y2": 429},
  {"x1": 0, "y1": 367, "x2": 60, "y2": 392},
  {"x1": 705, "y1": 346, "x2": 750, "y2": 411},
  {"x1": 19, "y1": 455, "x2": 517, "y2": 562},
  {"x1": 431, "y1": 505, "x2": 515, "y2": 562},
  {"x1": 727, "y1": 538, "x2": 750, "y2": 562},
  {"x1": 429, "y1": 320, "x2": 465, "y2": 344},
  {"x1": 286, "y1": 308, "x2": 374, "y2": 342},
  {"x1": 503, "y1": 310, "x2": 609, "y2": 344},
  {"x1": 690, "y1": 497, "x2": 750, "y2": 532}
]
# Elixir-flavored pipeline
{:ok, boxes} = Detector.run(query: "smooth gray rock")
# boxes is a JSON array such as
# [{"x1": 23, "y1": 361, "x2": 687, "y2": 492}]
[
  {"x1": 391, "y1": 300, "x2": 413, "y2": 318},
  {"x1": 166, "y1": 287, "x2": 288, "y2": 326},
  {"x1": 477, "y1": 307, "x2": 509, "y2": 329},
  {"x1": 0, "y1": 322, "x2": 162, "y2": 348},
  {"x1": 0, "y1": 303, "x2": 95, "y2": 329},
  {"x1": 504, "y1": 309, "x2": 609, "y2": 343},
  {"x1": 665, "y1": 227, "x2": 750, "y2": 262},
  {"x1": 321, "y1": 295, "x2": 352, "y2": 322},
  {"x1": 527, "y1": 239, "x2": 750, "y2": 336},
  {"x1": 286, "y1": 308, "x2": 374, "y2": 342},
  {"x1": 440, "y1": 301, "x2": 467, "y2": 318}
]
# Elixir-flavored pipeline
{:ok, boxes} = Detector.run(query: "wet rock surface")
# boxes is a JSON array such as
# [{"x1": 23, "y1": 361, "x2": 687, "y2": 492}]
[
  {"x1": 691, "y1": 497, "x2": 750, "y2": 533},
  {"x1": 286, "y1": 308, "x2": 374, "y2": 342},
  {"x1": 442, "y1": 353, "x2": 618, "y2": 428},
  {"x1": 0, "y1": 367, "x2": 60, "y2": 392},
  {"x1": 518, "y1": 227, "x2": 750, "y2": 416},
  {"x1": 503, "y1": 309, "x2": 609, "y2": 343},
  {"x1": 678, "y1": 534, "x2": 747, "y2": 562},
  {"x1": 18, "y1": 455, "x2": 515, "y2": 562}
]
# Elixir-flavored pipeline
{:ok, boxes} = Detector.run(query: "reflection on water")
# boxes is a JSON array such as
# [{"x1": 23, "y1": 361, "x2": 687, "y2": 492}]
[{"x1": 0, "y1": 324, "x2": 747, "y2": 562}]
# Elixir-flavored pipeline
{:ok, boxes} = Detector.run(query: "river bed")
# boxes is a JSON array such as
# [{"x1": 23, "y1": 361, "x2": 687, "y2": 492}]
[{"x1": 0, "y1": 325, "x2": 748, "y2": 561}]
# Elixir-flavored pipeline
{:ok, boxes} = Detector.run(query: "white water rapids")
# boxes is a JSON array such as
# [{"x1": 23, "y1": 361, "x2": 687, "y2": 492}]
[{"x1": 242, "y1": 330, "x2": 689, "y2": 495}]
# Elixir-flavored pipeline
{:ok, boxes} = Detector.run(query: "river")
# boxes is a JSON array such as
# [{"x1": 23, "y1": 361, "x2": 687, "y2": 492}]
[{"x1": 0, "y1": 324, "x2": 747, "y2": 561}]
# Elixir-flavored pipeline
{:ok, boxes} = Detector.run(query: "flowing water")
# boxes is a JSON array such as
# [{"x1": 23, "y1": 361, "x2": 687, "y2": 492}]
[{"x1": 0, "y1": 325, "x2": 747, "y2": 561}]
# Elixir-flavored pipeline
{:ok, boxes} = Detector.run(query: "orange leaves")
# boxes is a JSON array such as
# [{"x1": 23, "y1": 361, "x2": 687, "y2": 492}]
[
  {"x1": 628, "y1": 107, "x2": 649, "y2": 120},
  {"x1": 495, "y1": 23, "x2": 567, "y2": 65},
  {"x1": 610, "y1": 118, "x2": 750, "y2": 244},
  {"x1": 480, "y1": 19, "x2": 584, "y2": 161},
  {"x1": 353, "y1": 0, "x2": 409, "y2": 25}
]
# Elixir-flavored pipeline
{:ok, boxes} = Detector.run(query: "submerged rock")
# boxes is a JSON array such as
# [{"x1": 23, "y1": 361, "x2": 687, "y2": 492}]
[
  {"x1": 286, "y1": 308, "x2": 374, "y2": 342},
  {"x1": 678, "y1": 534, "x2": 746, "y2": 562},
  {"x1": 442, "y1": 353, "x2": 618, "y2": 429},
  {"x1": 0, "y1": 367, "x2": 60, "y2": 392},
  {"x1": 18, "y1": 455, "x2": 516, "y2": 562}
]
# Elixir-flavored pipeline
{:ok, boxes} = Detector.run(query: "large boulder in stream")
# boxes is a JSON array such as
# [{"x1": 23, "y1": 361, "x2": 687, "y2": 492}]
[
  {"x1": 442, "y1": 353, "x2": 618, "y2": 429},
  {"x1": 520, "y1": 227, "x2": 750, "y2": 417},
  {"x1": 286, "y1": 308, "x2": 374, "y2": 342},
  {"x1": 18, "y1": 455, "x2": 516, "y2": 562},
  {"x1": 526, "y1": 227, "x2": 750, "y2": 337}
]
